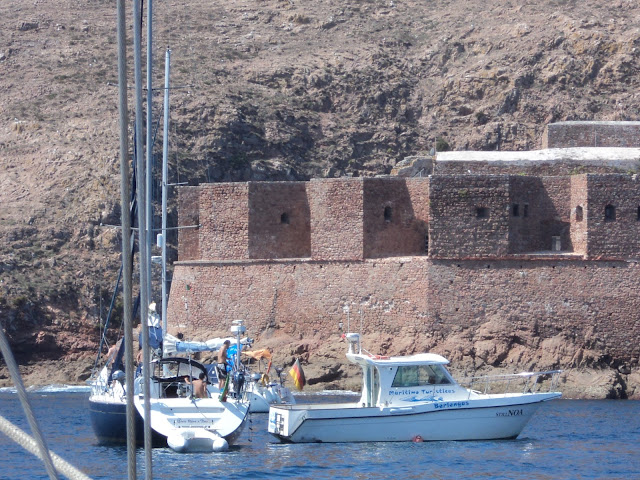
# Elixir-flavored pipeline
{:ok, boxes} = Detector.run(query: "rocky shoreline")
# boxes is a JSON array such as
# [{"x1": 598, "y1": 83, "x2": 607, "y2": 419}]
[{"x1": 2, "y1": 354, "x2": 638, "y2": 400}]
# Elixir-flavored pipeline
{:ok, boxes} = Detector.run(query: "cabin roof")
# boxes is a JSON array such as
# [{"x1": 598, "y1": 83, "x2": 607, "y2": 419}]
[{"x1": 347, "y1": 352, "x2": 449, "y2": 366}]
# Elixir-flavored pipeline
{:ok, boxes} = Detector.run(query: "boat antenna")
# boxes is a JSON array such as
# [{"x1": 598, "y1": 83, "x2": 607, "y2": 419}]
[{"x1": 343, "y1": 305, "x2": 350, "y2": 333}]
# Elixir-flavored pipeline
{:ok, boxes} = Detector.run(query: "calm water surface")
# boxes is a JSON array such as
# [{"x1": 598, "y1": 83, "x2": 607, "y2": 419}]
[{"x1": 0, "y1": 390, "x2": 639, "y2": 480}]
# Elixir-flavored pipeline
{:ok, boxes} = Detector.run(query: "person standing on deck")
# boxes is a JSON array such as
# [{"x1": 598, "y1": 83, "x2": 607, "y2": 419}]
[{"x1": 216, "y1": 339, "x2": 231, "y2": 390}]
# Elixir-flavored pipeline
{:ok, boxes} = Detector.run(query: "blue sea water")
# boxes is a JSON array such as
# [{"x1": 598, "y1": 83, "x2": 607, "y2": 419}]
[{"x1": 0, "y1": 389, "x2": 639, "y2": 480}]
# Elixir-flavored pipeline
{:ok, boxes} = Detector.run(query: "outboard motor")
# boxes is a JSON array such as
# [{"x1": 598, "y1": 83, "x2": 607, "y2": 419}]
[
  {"x1": 112, "y1": 370, "x2": 125, "y2": 384},
  {"x1": 232, "y1": 371, "x2": 245, "y2": 398},
  {"x1": 275, "y1": 367, "x2": 284, "y2": 386}
]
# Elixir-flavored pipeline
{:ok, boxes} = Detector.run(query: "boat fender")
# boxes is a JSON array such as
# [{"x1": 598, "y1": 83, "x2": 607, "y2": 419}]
[
  {"x1": 167, "y1": 432, "x2": 189, "y2": 453},
  {"x1": 212, "y1": 437, "x2": 229, "y2": 452}
]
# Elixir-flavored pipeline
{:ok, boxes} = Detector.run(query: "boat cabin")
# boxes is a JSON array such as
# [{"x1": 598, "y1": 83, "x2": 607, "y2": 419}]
[
  {"x1": 344, "y1": 333, "x2": 466, "y2": 407},
  {"x1": 147, "y1": 357, "x2": 210, "y2": 399}
]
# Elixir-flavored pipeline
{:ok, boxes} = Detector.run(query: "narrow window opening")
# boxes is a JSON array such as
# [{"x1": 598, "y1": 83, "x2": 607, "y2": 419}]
[
  {"x1": 384, "y1": 205, "x2": 392, "y2": 222},
  {"x1": 280, "y1": 212, "x2": 290, "y2": 224},
  {"x1": 476, "y1": 207, "x2": 488, "y2": 218},
  {"x1": 523, "y1": 204, "x2": 529, "y2": 217},
  {"x1": 512, "y1": 204, "x2": 519, "y2": 217},
  {"x1": 575, "y1": 206, "x2": 583, "y2": 222},
  {"x1": 424, "y1": 233, "x2": 429, "y2": 254},
  {"x1": 637, "y1": 206, "x2": 640, "y2": 221},
  {"x1": 604, "y1": 204, "x2": 616, "y2": 221}
]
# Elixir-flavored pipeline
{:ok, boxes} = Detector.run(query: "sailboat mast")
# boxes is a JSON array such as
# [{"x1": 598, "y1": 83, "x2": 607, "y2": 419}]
[
  {"x1": 116, "y1": 0, "x2": 136, "y2": 477},
  {"x1": 161, "y1": 47, "x2": 170, "y2": 338},
  {"x1": 145, "y1": 0, "x2": 154, "y2": 304},
  {"x1": 143, "y1": 0, "x2": 154, "y2": 475},
  {"x1": 133, "y1": 0, "x2": 152, "y2": 476}
]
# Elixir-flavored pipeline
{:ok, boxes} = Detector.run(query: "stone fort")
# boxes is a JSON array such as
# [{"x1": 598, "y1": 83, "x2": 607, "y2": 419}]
[{"x1": 166, "y1": 122, "x2": 640, "y2": 380}]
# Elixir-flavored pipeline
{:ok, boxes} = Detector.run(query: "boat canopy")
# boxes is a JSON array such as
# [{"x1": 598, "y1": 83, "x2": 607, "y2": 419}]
[
  {"x1": 163, "y1": 334, "x2": 249, "y2": 355},
  {"x1": 153, "y1": 357, "x2": 209, "y2": 382}
]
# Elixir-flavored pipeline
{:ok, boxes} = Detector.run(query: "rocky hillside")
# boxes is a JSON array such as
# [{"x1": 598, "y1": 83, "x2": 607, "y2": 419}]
[{"x1": 1, "y1": 0, "x2": 639, "y2": 392}]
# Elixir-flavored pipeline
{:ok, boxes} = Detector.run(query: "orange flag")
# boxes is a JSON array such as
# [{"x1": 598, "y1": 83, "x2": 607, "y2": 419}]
[{"x1": 289, "y1": 358, "x2": 306, "y2": 391}]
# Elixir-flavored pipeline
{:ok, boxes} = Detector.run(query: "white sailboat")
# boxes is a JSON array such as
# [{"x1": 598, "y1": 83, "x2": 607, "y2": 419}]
[
  {"x1": 89, "y1": 48, "x2": 251, "y2": 452},
  {"x1": 134, "y1": 322, "x2": 250, "y2": 453}
]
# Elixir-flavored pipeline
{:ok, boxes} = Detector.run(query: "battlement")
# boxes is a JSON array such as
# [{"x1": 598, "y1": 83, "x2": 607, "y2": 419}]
[{"x1": 178, "y1": 172, "x2": 640, "y2": 262}]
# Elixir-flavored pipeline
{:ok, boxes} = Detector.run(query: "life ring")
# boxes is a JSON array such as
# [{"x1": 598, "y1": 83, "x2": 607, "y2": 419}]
[{"x1": 260, "y1": 373, "x2": 270, "y2": 386}]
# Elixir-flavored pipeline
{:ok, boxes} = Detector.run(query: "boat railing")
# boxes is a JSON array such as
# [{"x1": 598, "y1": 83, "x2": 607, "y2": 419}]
[{"x1": 460, "y1": 370, "x2": 563, "y2": 397}]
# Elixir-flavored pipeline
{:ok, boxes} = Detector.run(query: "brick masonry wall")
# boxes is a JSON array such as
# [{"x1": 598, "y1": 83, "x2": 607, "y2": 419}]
[
  {"x1": 544, "y1": 121, "x2": 640, "y2": 148},
  {"x1": 429, "y1": 175, "x2": 510, "y2": 258},
  {"x1": 586, "y1": 174, "x2": 640, "y2": 258},
  {"x1": 362, "y1": 177, "x2": 429, "y2": 258},
  {"x1": 167, "y1": 258, "x2": 640, "y2": 364},
  {"x1": 168, "y1": 258, "x2": 431, "y2": 340},
  {"x1": 308, "y1": 178, "x2": 365, "y2": 260},
  {"x1": 508, "y1": 176, "x2": 572, "y2": 253},
  {"x1": 570, "y1": 175, "x2": 588, "y2": 255},
  {"x1": 248, "y1": 182, "x2": 311, "y2": 259},
  {"x1": 508, "y1": 176, "x2": 543, "y2": 253},
  {"x1": 535, "y1": 177, "x2": 572, "y2": 252},
  {"x1": 405, "y1": 177, "x2": 430, "y2": 254},
  {"x1": 199, "y1": 183, "x2": 250, "y2": 260},
  {"x1": 436, "y1": 160, "x2": 625, "y2": 176},
  {"x1": 177, "y1": 187, "x2": 201, "y2": 260},
  {"x1": 428, "y1": 259, "x2": 640, "y2": 363}
]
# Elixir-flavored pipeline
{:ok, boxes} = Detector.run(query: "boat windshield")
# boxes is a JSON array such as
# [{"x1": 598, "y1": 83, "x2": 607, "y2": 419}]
[
  {"x1": 155, "y1": 360, "x2": 205, "y2": 380},
  {"x1": 391, "y1": 364, "x2": 451, "y2": 387}
]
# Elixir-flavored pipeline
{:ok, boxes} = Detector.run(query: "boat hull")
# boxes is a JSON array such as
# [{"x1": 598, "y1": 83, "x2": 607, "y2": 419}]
[
  {"x1": 269, "y1": 393, "x2": 560, "y2": 443},
  {"x1": 134, "y1": 395, "x2": 249, "y2": 447},
  {"x1": 88, "y1": 396, "x2": 164, "y2": 446}
]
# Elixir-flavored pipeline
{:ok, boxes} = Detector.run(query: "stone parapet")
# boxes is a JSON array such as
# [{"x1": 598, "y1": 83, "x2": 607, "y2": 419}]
[{"x1": 544, "y1": 121, "x2": 640, "y2": 149}]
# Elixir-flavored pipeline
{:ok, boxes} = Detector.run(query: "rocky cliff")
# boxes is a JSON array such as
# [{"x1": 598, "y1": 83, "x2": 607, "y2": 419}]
[{"x1": 1, "y1": 0, "x2": 639, "y2": 396}]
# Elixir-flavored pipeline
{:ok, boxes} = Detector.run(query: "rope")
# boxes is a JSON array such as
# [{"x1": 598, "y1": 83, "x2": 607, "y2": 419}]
[
  {"x1": 0, "y1": 415, "x2": 92, "y2": 480},
  {"x1": 0, "y1": 326, "x2": 59, "y2": 480}
]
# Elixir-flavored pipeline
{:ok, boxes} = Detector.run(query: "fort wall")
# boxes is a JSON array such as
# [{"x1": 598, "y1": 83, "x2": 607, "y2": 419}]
[
  {"x1": 177, "y1": 187, "x2": 200, "y2": 261},
  {"x1": 429, "y1": 175, "x2": 510, "y2": 258},
  {"x1": 167, "y1": 258, "x2": 640, "y2": 365},
  {"x1": 170, "y1": 122, "x2": 640, "y2": 392},
  {"x1": 308, "y1": 178, "x2": 364, "y2": 260},
  {"x1": 198, "y1": 183, "x2": 250, "y2": 260},
  {"x1": 248, "y1": 182, "x2": 310, "y2": 259},
  {"x1": 585, "y1": 174, "x2": 640, "y2": 258}
]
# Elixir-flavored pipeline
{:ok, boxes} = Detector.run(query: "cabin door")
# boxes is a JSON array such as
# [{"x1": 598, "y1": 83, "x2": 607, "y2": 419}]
[{"x1": 365, "y1": 367, "x2": 380, "y2": 406}]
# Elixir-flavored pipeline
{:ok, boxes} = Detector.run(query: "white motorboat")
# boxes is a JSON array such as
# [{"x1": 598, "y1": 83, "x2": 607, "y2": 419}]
[
  {"x1": 196, "y1": 373, "x2": 294, "y2": 414},
  {"x1": 242, "y1": 375, "x2": 296, "y2": 413},
  {"x1": 268, "y1": 333, "x2": 562, "y2": 443}
]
